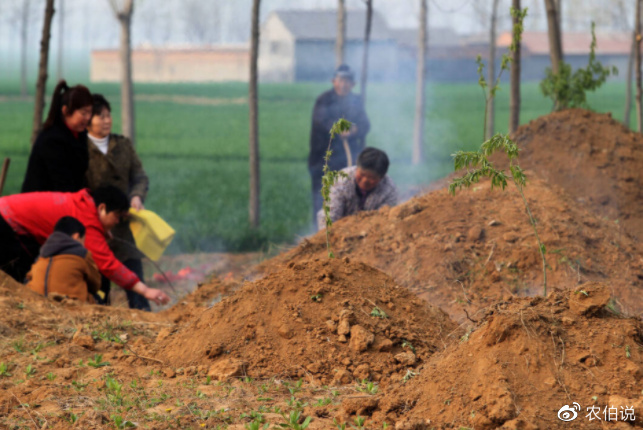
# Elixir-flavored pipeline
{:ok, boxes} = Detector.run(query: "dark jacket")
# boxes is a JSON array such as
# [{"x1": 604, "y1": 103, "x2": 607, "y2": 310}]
[
  {"x1": 86, "y1": 133, "x2": 149, "y2": 261},
  {"x1": 22, "y1": 122, "x2": 89, "y2": 193},
  {"x1": 308, "y1": 89, "x2": 370, "y2": 173},
  {"x1": 26, "y1": 231, "x2": 101, "y2": 303}
]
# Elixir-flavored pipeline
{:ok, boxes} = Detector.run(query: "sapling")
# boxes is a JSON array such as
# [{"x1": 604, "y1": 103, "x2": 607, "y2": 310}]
[
  {"x1": 321, "y1": 118, "x2": 352, "y2": 258},
  {"x1": 449, "y1": 6, "x2": 549, "y2": 297},
  {"x1": 449, "y1": 131, "x2": 548, "y2": 296},
  {"x1": 476, "y1": 6, "x2": 527, "y2": 140},
  {"x1": 541, "y1": 22, "x2": 617, "y2": 111}
]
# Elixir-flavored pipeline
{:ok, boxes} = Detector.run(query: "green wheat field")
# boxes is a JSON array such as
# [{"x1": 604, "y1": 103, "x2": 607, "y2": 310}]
[{"x1": 0, "y1": 77, "x2": 631, "y2": 252}]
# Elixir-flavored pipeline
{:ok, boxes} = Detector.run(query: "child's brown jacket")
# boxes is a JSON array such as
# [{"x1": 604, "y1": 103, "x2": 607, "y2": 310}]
[{"x1": 26, "y1": 232, "x2": 101, "y2": 303}]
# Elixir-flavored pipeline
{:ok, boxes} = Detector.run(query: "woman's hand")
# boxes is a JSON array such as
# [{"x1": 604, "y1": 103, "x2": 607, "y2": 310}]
[
  {"x1": 132, "y1": 282, "x2": 170, "y2": 306},
  {"x1": 130, "y1": 196, "x2": 144, "y2": 211}
]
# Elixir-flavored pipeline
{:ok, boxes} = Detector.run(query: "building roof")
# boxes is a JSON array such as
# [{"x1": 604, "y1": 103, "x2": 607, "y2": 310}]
[
  {"x1": 391, "y1": 27, "x2": 461, "y2": 48},
  {"x1": 271, "y1": 9, "x2": 392, "y2": 41},
  {"x1": 497, "y1": 31, "x2": 632, "y2": 56}
]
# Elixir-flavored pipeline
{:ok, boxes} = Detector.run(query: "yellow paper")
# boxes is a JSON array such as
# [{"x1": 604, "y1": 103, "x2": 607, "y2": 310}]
[{"x1": 128, "y1": 209, "x2": 175, "y2": 261}]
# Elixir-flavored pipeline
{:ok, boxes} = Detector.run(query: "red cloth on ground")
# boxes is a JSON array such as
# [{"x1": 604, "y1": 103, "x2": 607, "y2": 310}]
[{"x1": 0, "y1": 189, "x2": 139, "y2": 289}]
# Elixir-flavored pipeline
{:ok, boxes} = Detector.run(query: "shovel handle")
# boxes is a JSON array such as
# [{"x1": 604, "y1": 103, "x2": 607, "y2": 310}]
[{"x1": 342, "y1": 138, "x2": 353, "y2": 167}]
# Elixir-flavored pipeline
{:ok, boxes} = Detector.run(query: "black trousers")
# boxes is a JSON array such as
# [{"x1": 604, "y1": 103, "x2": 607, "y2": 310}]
[
  {"x1": 0, "y1": 215, "x2": 39, "y2": 283},
  {"x1": 98, "y1": 258, "x2": 151, "y2": 311}
]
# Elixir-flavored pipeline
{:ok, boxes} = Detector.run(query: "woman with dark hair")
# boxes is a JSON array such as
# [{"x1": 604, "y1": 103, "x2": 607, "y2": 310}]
[
  {"x1": 22, "y1": 80, "x2": 93, "y2": 193},
  {"x1": 85, "y1": 93, "x2": 152, "y2": 311}
]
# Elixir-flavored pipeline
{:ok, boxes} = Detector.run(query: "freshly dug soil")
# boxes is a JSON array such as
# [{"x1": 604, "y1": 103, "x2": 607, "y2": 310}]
[
  {"x1": 156, "y1": 258, "x2": 457, "y2": 385},
  {"x1": 512, "y1": 108, "x2": 643, "y2": 241},
  {"x1": 374, "y1": 283, "x2": 643, "y2": 430},
  {"x1": 258, "y1": 176, "x2": 643, "y2": 320}
]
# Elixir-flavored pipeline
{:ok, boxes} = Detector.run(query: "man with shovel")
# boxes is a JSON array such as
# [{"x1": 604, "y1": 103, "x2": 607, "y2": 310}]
[{"x1": 308, "y1": 64, "x2": 370, "y2": 224}]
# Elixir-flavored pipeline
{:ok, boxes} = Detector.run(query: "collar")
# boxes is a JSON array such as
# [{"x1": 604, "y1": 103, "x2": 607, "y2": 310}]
[{"x1": 65, "y1": 122, "x2": 79, "y2": 138}]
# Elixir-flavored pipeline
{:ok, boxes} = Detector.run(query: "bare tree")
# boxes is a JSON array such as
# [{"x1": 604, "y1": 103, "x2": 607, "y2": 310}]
[
  {"x1": 19, "y1": 0, "x2": 32, "y2": 97},
  {"x1": 625, "y1": 32, "x2": 635, "y2": 128},
  {"x1": 509, "y1": 0, "x2": 522, "y2": 134},
  {"x1": 412, "y1": 0, "x2": 427, "y2": 166},
  {"x1": 544, "y1": 0, "x2": 563, "y2": 75},
  {"x1": 486, "y1": 0, "x2": 500, "y2": 140},
  {"x1": 636, "y1": 0, "x2": 642, "y2": 132},
  {"x1": 56, "y1": 0, "x2": 64, "y2": 81},
  {"x1": 249, "y1": 0, "x2": 261, "y2": 228},
  {"x1": 336, "y1": 0, "x2": 345, "y2": 67},
  {"x1": 360, "y1": 0, "x2": 373, "y2": 102},
  {"x1": 622, "y1": 0, "x2": 635, "y2": 128},
  {"x1": 31, "y1": 0, "x2": 55, "y2": 146},
  {"x1": 182, "y1": 0, "x2": 220, "y2": 44},
  {"x1": 108, "y1": 0, "x2": 136, "y2": 144}
]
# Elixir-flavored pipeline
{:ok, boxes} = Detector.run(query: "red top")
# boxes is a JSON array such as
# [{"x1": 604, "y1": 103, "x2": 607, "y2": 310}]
[
  {"x1": 65, "y1": 122, "x2": 78, "y2": 139},
  {"x1": 0, "y1": 189, "x2": 139, "y2": 289}
]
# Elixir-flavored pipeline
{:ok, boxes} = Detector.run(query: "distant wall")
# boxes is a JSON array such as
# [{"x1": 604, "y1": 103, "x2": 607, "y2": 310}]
[{"x1": 91, "y1": 48, "x2": 249, "y2": 83}]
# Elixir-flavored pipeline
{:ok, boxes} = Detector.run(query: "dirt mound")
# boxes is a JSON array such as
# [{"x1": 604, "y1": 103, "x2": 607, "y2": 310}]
[
  {"x1": 374, "y1": 283, "x2": 643, "y2": 429},
  {"x1": 257, "y1": 176, "x2": 643, "y2": 320},
  {"x1": 155, "y1": 258, "x2": 457, "y2": 384},
  {"x1": 512, "y1": 108, "x2": 643, "y2": 240}
]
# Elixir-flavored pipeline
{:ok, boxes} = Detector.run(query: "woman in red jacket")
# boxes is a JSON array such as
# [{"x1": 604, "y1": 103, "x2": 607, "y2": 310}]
[{"x1": 0, "y1": 186, "x2": 170, "y2": 306}]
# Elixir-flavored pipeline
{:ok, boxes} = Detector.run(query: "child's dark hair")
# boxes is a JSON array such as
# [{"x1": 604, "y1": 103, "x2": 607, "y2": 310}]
[
  {"x1": 357, "y1": 147, "x2": 390, "y2": 177},
  {"x1": 91, "y1": 94, "x2": 111, "y2": 120},
  {"x1": 91, "y1": 185, "x2": 130, "y2": 213},
  {"x1": 54, "y1": 216, "x2": 86, "y2": 238},
  {"x1": 43, "y1": 80, "x2": 93, "y2": 129}
]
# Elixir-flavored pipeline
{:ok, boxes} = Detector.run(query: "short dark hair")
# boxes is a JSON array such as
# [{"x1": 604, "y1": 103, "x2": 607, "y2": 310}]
[
  {"x1": 334, "y1": 64, "x2": 355, "y2": 82},
  {"x1": 91, "y1": 94, "x2": 111, "y2": 120},
  {"x1": 357, "y1": 147, "x2": 390, "y2": 177},
  {"x1": 91, "y1": 186, "x2": 130, "y2": 213},
  {"x1": 54, "y1": 216, "x2": 86, "y2": 238}
]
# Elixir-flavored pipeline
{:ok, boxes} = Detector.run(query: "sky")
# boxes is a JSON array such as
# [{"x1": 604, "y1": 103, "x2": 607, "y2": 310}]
[{"x1": 0, "y1": 0, "x2": 633, "y2": 70}]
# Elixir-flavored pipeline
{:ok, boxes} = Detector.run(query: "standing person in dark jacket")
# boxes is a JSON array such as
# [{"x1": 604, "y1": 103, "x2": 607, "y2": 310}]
[
  {"x1": 85, "y1": 94, "x2": 151, "y2": 311},
  {"x1": 22, "y1": 80, "x2": 93, "y2": 193},
  {"x1": 308, "y1": 64, "x2": 370, "y2": 222}
]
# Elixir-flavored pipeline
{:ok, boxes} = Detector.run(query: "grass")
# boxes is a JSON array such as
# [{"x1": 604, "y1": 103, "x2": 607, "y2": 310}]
[{"x1": 0, "y1": 77, "x2": 632, "y2": 252}]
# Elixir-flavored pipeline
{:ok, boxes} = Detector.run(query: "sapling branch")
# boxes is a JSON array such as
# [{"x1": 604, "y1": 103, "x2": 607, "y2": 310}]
[
  {"x1": 513, "y1": 180, "x2": 548, "y2": 296},
  {"x1": 477, "y1": 7, "x2": 527, "y2": 140},
  {"x1": 449, "y1": 7, "x2": 549, "y2": 296},
  {"x1": 322, "y1": 118, "x2": 352, "y2": 258}
]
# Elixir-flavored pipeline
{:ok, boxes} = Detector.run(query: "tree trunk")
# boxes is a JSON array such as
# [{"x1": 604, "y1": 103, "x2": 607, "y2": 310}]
[
  {"x1": 486, "y1": 0, "x2": 500, "y2": 140},
  {"x1": 509, "y1": 0, "x2": 522, "y2": 134},
  {"x1": 116, "y1": 0, "x2": 135, "y2": 144},
  {"x1": 31, "y1": 0, "x2": 55, "y2": 146},
  {"x1": 336, "y1": 0, "x2": 345, "y2": 67},
  {"x1": 624, "y1": 32, "x2": 635, "y2": 128},
  {"x1": 554, "y1": 0, "x2": 562, "y2": 34},
  {"x1": 360, "y1": 0, "x2": 373, "y2": 103},
  {"x1": 249, "y1": 0, "x2": 261, "y2": 228},
  {"x1": 544, "y1": 0, "x2": 563, "y2": 75},
  {"x1": 56, "y1": 0, "x2": 64, "y2": 81},
  {"x1": 637, "y1": 0, "x2": 643, "y2": 132},
  {"x1": 20, "y1": 0, "x2": 31, "y2": 98},
  {"x1": 412, "y1": 0, "x2": 427, "y2": 166}
]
